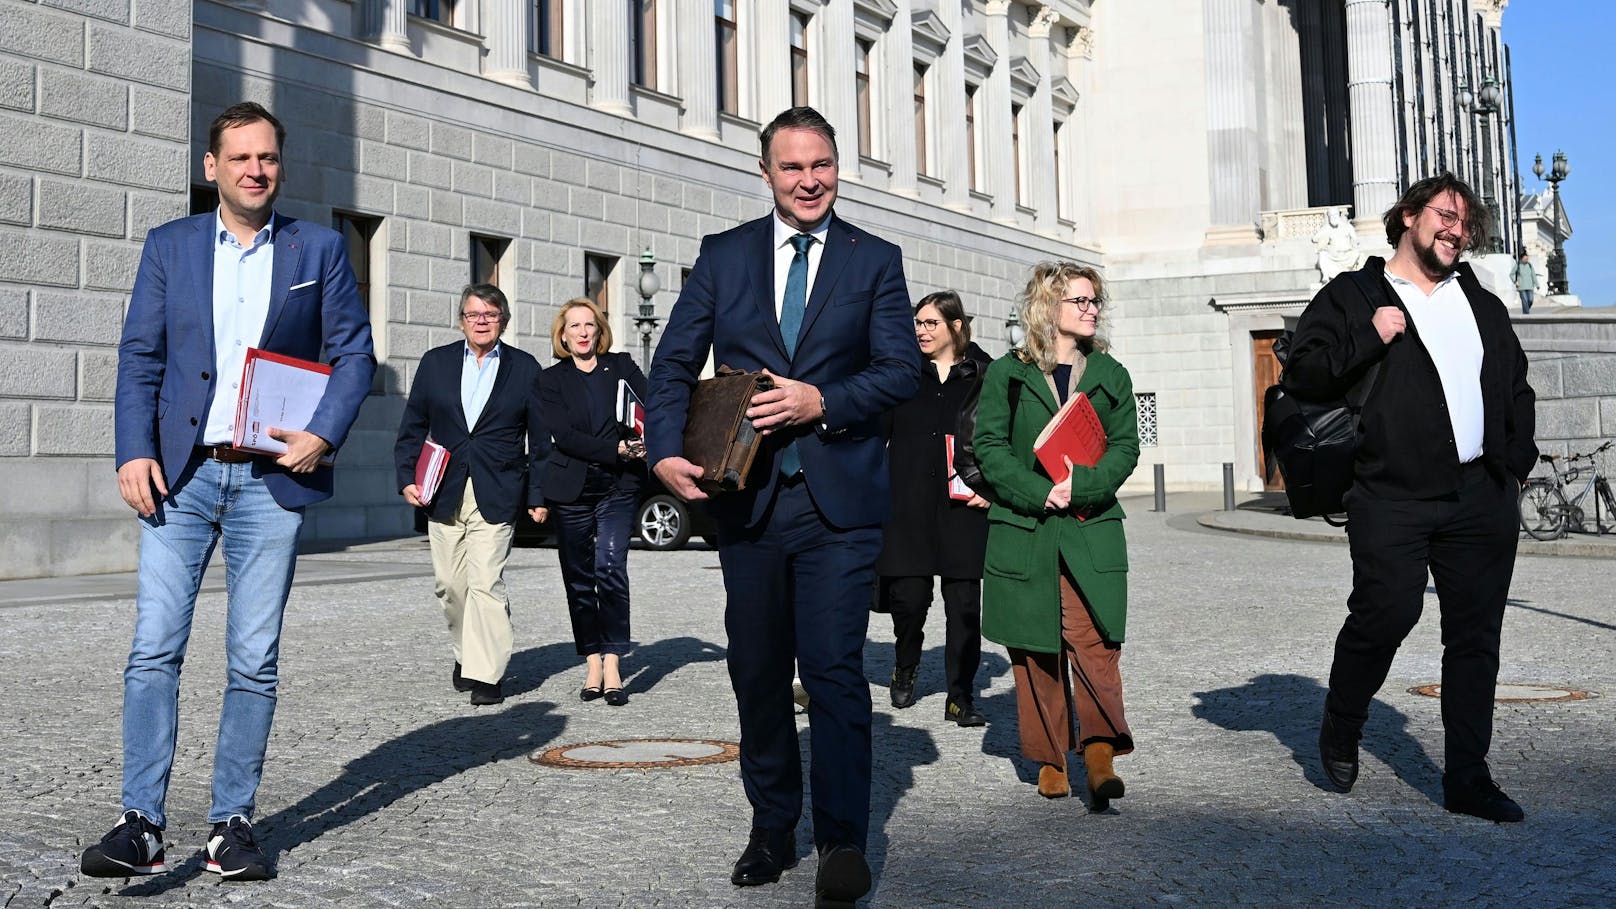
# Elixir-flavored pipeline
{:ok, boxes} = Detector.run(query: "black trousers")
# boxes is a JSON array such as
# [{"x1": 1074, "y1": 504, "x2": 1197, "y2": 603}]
[
  {"x1": 882, "y1": 576, "x2": 982, "y2": 703},
  {"x1": 1325, "y1": 461, "x2": 1519, "y2": 785},
  {"x1": 552, "y1": 467, "x2": 636, "y2": 657}
]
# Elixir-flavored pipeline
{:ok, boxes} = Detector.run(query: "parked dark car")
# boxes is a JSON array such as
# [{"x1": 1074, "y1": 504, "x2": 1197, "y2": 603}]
[{"x1": 512, "y1": 475, "x2": 716, "y2": 551}]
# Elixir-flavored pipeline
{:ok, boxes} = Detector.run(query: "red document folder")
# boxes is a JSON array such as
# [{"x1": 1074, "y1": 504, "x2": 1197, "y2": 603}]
[
  {"x1": 1032, "y1": 392, "x2": 1107, "y2": 483},
  {"x1": 232, "y1": 348, "x2": 336, "y2": 466},
  {"x1": 944, "y1": 434, "x2": 976, "y2": 501},
  {"x1": 414, "y1": 437, "x2": 450, "y2": 505}
]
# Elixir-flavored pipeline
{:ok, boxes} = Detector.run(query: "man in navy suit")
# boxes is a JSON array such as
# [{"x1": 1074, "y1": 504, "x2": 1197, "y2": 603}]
[
  {"x1": 647, "y1": 107, "x2": 921, "y2": 908},
  {"x1": 82, "y1": 102, "x2": 375, "y2": 882},
  {"x1": 394, "y1": 283, "x2": 549, "y2": 707}
]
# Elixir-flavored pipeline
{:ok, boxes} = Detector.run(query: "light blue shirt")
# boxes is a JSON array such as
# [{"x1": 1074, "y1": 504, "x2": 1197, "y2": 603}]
[
  {"x1": 202, "y1": 211, "x2": 276, "y2": 445},
  {"x1": 461, "y1": 342, "x2": 502, "y2": 429}
]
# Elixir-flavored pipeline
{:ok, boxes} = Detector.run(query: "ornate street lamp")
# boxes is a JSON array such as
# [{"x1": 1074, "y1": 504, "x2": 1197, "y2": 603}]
[
  {"x1": 1004, "y1": 306, "x2": 1025, "y2": 352},
  {"x1": 1458, "y1": 76, "x2": 1507, "y2": 253},
  {"x1": 1532, "y1": 151, "x2": 1572, "y2": 294},
  {"x1": 635, "y1": 246, "x2": 661, "y2": 367}
]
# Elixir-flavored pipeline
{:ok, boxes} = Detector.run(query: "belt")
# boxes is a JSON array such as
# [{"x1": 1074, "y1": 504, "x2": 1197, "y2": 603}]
[{"x1": 194, "y1": 444, "x2": 259, "y2": 464}]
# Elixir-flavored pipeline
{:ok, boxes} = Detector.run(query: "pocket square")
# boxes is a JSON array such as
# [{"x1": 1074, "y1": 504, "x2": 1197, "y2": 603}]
[{"x1": 289, "y1": 279, "x2": 318, "y2": 291}]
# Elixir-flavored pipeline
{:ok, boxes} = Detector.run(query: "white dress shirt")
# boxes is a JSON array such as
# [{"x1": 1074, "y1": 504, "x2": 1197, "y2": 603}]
[
  {"x1": 771, "y1": 212, "x2": 832, "y2": 322},
  {"x1": 202, "y1": 211, "x2": 276, "y2": 445},
  {"x1": 1384, "y1": 270, "x2": 1485, "y2": 463}
]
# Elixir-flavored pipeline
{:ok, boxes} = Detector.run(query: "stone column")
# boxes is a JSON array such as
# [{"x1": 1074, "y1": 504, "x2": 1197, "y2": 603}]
[
  {"x1": 936, "y1": 0, "x2": 969, "y2": 209},
  {"x1": 819, "y1": 0, "x2": 860, "y2": 178},
  {"x1": 678, "y1": 0, "x2": 720, "y2": 139},
  {"x1": 371, "y1": 0, "x2": 410, "y2": 52},
  {"x1": 1027, "y1": 7, "x2": 1058, "y2": 234},
  {"x1": 483, "y1": 0, "x2": 530, "y2": 87},
  {"x1": 1070, "y1": 26, "x2": 1096, "y2": 242},
  {"x1": 1345, "y1": 0, "x2": 1399, "y2": 222},
  {"x1": 983, "y1": 0, "x2": 1015, "y2": 221},
  {"x1": 886, "y1": 0, "x2": 918, "y2": 194},
  {"x1": 1203, "y1": 0, "x2": 1263, "y2": 232},
  {"x1": 754, "y1": 0, "x2": 792, "y2": 124},
  {"x1": 590, "y1": 0, "x2": 632, "y2": 115},
  {"x1": 1265, "y1": 0, "x2": 1307, "y2": 209}
]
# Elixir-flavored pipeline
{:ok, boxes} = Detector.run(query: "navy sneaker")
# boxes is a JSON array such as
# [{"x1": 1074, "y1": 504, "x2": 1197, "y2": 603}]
[
  {"x1": 205, "y1": 815, "x2": 272, "y2": 880},
  {"x1": 81, "y1": 809, "x2": 167, "y2": 877}
]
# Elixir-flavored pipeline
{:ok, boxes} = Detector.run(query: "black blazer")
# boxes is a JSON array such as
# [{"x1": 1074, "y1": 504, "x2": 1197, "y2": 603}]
[
  {"x1": 537, "y1": 351, "x2": 648, "y2": 505},
  {"x1": 394, "y1": 341, "x2": 549, "y2": 524}
]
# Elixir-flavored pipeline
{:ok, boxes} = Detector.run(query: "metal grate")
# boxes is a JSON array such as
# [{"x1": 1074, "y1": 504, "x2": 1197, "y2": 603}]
[{"x1": 1136, "y1": 392, "x2": 1158, "y2": 448}]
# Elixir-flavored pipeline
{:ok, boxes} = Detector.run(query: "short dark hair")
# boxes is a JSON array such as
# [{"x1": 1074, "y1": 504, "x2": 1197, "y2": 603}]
[
  {"x1": 208, "y1": 102, "x2": 287, "y2": 156},
  {"x1": 458, "y1": 283, "x2": 510, "y2": 324},
  {"x1": 759, "y1": 106, "x2": 837, "y2": 164},
  {"x1": 1382, "y1": 172, "x2": 1489, "y2": 252},
  {"x1": 915, "y1": 291, "x2": 972, "y2": 361}
]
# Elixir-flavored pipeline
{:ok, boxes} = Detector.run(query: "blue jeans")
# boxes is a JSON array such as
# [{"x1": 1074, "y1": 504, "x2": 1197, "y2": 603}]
[
  {"x1": 122, "y1": 458, "x2": 304, "y2": 827},
  {"x1": 1518, "y1": 290, "x2": 1534, "y2": 314}
]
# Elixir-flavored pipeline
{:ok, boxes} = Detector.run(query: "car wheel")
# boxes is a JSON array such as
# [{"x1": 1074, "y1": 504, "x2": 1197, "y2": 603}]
[{"x1": 637, "y1": 494, "x2": 691, "y2": 551}]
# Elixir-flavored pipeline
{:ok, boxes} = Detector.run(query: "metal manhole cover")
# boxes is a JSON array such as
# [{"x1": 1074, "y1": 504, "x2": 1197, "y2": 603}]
[
  {"x1": 529, "y1": 738, "x2": 740, "y2": 769},
  {"x1": 1408, "y1": 683, "x2": 1596, "y2": 703}
]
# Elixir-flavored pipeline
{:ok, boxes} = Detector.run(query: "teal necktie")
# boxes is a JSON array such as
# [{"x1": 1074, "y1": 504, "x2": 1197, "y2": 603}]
[{"x1": 778, "y1": 234, "x2": 813, "y2": 476}]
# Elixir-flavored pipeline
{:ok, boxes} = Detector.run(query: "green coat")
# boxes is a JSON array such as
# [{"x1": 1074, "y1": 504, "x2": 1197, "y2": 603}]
[{"x1": 973, "y1": 351, "x2": 1140, "y2": 651}]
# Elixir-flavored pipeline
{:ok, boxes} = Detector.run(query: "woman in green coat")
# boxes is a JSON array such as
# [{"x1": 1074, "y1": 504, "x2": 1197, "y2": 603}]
[{"x1": 973, "y1": 261, "x2": 1140, "y2": 809}]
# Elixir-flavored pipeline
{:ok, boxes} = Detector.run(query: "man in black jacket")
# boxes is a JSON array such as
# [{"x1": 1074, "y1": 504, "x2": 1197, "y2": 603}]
[
  {"x1": 1286, "y1": 174, "x2": 1536, "y2": 822},
  {"x1": 395, "y1": 284, "x2": 549, "y2": 706}
]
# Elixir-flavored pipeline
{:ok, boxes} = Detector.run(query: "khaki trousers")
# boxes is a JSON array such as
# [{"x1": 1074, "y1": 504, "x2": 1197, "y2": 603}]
[
  {"x1": 428, "y1": 478, "x2": 515, "y2": 684},
  {"x1": 1008, "y1": 566, "x2": 1133, "y2": 767}
]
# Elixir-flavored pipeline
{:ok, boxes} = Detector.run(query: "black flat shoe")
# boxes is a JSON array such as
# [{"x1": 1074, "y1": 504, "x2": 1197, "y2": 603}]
[
  {"x1": 814, "y1": 843, "x2": 871, "y2": 909},
  {"x1": 944, "y1": 698, "x2": 987, "y2": 727},
  {"x1": 1319, "y1": 708, "x2": 1360, "y2": 792},
  {"x1": 580, "y1": 686, "x2": 604, "y2": 702},
  {"x1": 452, "y1": 662, "x2": 475, "y2": 693},
  {"x1": 470, "y1": 680, "x2": 504, "y2": 706},
  {"x1": 1445, "y1": 777, "x2": 1525, "y2": 822},
  {"x1": 603, "y1": 687, "x2": 628, "y2": 706},
  {"x1": 889, "y1": 666, "x2": 917, "y2": 709},
  {"x1": 731, "y1": 829, "x2": 797, "y2": 886}
]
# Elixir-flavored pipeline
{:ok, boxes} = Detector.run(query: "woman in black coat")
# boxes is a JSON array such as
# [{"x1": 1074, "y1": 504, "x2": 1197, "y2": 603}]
[
  {"x1": 876, "y1": 291, "x2": 993, "y2": 726},
  {"x1": 538, "y1": 298, "x2": 647, "y2": 707}
]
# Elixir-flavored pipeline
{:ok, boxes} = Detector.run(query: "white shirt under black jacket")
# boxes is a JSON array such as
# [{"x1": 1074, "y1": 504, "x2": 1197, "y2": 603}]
[{"x1": 1384, "y1": 270, "x2": 1485, "y2": 463}]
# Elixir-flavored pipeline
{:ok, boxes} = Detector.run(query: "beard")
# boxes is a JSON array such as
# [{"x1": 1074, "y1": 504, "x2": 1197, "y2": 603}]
[{"x1": 1413, "y1": 233, "x2": 1462, "y2": 277}]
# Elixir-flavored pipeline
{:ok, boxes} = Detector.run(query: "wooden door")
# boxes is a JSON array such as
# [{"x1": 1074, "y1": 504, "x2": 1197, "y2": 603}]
[{"x1": 1252, "y1": 331, "x2": 1285, "y2": 490}]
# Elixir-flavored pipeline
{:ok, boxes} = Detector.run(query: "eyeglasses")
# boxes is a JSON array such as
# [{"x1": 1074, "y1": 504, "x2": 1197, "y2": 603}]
[
  {"x1": 1422, "y1": 205, "x2": 1466, "y2": 230},
  {"x1": 461, "y1": 311, "x2": 503, "y2": 324},
  {"x1": 914, "y1": 318, "x2": 944, "y2": 331},
  {"x1": 1061, "y1": 296, "x2": 1103, "y2": 313}
]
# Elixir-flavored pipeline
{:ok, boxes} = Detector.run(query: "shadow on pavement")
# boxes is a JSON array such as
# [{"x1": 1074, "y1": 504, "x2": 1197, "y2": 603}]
[
  {"x1": 499, "y1": 635, "x2": 726, "y2": 699},
  {"x1": 1192, "y1": 672, "x2": 1442, "y2": 802}
]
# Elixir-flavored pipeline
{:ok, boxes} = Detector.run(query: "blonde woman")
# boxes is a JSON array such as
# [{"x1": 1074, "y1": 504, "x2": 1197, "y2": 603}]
[{"x1": 972, "y1": 262, "x2": 1141, "y2": 809}]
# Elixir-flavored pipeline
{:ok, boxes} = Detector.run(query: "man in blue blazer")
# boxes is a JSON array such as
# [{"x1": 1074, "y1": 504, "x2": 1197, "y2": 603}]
[
  {"x1": 394, "y1": 283, "x2": 549, "y2": 707},
  {"x1": 647, "y1": 107, "x2": 921, "y2": 908},
  {"x1": 83, "y1": 103, "x2": 375, "y2": 882}
]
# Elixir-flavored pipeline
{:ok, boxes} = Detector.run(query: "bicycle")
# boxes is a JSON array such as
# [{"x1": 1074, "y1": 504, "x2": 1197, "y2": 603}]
[{"x1": 1518, "y1": 440, "x2": 1616, "y2": 541}]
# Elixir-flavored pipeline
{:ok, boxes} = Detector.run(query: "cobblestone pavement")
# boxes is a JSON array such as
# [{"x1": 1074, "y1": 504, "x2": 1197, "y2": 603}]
[{"x1": 3, "y1": 498, "x2": 1613, "y2": 908}]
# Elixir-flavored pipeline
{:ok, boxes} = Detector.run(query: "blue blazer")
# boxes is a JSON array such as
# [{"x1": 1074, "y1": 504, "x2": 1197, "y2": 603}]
[
  {"x1": 394, "y1": 341, "x2": 549, "y2": 525},
  {"x1": 115, "y1": 213, "x2": 377, "y2": 508},
  {"x1": 537, "y1": 351, "x2": 647, "y2": 505},
  {"x1": 646, "y1": 212, "x2": 922, "y2": 529}
]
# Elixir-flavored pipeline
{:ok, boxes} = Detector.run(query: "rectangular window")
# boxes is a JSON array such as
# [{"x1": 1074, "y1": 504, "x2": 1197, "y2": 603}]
[
  {"x1": 855, "y1": 39, "x2": 873, "y2": 158},
  {"x1": 532, "y1": 0, "x2": 563, "y2": 58},
  {"x1": 409, "y1": 0, "x2": 455, "y2": 26},
  {"x1": 190, "y1": 184, "x2": 219, "y2": 216},
  {"x1": 1053, "y1": 120, "x2": 1064, "y2": 218},
  {"x1": 630, "y1": 0, "x2": 657, "y2": 90},
  {"x1": 790, "y1": 12, "x2": 810, "y2": 106},
  {"x1": 716, "y1": 0, "x2": 739, "y2": 114},
  {"x1": 585, "y1": 252, "x2": 618, "y2": 318},
  {"x1": 334, "y1": 212, "x2": 385, "y2": 368},
  {"x1": 1011, "y1": 103, "x2": 1024, "y2": 205},
  {"x1": 965, "y1": 84, "x2": 978, "y2": 192},
  {"x1": 913, "y1": 64, "x2": 929, "y2": 176},
  {"x1": 471, "y1": 234, "x2": 510, "y2": 288}
]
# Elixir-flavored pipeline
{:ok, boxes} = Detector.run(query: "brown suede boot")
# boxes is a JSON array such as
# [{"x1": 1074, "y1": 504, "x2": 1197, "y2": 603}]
[
  {"x1": 1037, "y1": 763, "x2": 1070, "y2": 799},
  {"x1": 1084, "y1": 742, "x2": 1125, "y2": 811}
]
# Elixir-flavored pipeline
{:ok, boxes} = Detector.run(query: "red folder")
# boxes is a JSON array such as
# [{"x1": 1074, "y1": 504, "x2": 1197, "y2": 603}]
[
  {"x1": 232, "y1": 348, "x2": 336, "y2": 465},
  {"x1": 1033, "y1": 392, "x2": 1107, "y2": 483},
  {"x1": 415, "y1": 437, "x2": 450, "y2": 505},
  {"x1": 944, "y1": 434, "x2": 976, "y2": 501}
]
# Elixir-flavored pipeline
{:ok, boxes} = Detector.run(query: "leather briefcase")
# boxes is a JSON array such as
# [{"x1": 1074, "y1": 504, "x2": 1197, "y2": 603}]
[{"x1": 684, "y1": 367, "x2": 774, "y2": 493}]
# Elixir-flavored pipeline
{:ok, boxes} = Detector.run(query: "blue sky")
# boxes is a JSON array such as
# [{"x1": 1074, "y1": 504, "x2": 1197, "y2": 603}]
[{"x1": 1506, "y1": 2, "x2": 1613, "y2": 306}]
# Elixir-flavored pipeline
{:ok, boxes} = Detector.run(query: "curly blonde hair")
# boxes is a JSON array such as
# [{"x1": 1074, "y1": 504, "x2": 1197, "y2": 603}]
[{"x1": 1016, "y1": 261, "x2": 1106, "y2": 372}]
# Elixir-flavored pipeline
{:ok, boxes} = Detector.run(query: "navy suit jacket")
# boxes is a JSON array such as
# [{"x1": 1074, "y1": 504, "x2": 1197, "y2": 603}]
[
  {"x1": 646, "y1": 212, "x2": 922, "y2": 529},
  {"x1": 537, "y1": 352, "x2": 647, "y2": 505},
  {"x1": 394, "y1": 341, "x2": 549, "y2": 525},
  {"x1": 115, "y1": 213, "x2": 376, "y2": 508}
]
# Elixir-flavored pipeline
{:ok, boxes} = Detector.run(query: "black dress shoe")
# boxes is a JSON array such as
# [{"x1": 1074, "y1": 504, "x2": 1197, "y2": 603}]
[
  {"x1": 452, "y1": 662, "x2": 475, "y2": 693},
  {"x1": 814, "y1": 844, "x2": 871, "y2": 909},
  {"x1": 470, "y1": 679, "x2": 504, "y2": 705},
  {"x1": 1445, "y1": 777, "x2": 1525, "y2": 822},
  {"x1": 603, "y1": 687, "x2": 629, "y2": 707},
  {"x1": 944, "y1": 697, "x2": 986, "y2": 727},
  {"x1": 1319, "y1": 708, "x2": 1360, "y2": 792},
  {"x1": 731, "y1": 829, "x2": 796, "y2": 886},
  {"x1": 580, "y1": 686, "x2": 604, "y2": 702},
  {"x1": 889, "y1": 666, "x2": 918, "y2": 709}
]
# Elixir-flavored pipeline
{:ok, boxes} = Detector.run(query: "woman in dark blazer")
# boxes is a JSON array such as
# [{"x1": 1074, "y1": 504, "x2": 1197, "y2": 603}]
[
  {"x1": 973, "y1": 262, "x2": 1140, "y2": 809},
  {"x1": 538, "y1": 298, "x2": 647, "y2": 706},
  {"x1": 876, "y1": 291, "x2": 993, "y2": 726}
]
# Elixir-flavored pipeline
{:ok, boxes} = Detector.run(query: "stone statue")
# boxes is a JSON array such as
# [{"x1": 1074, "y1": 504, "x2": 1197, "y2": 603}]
[{"x1": 1313, "y1": 208, "x2": 1362, "y2": 283}]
